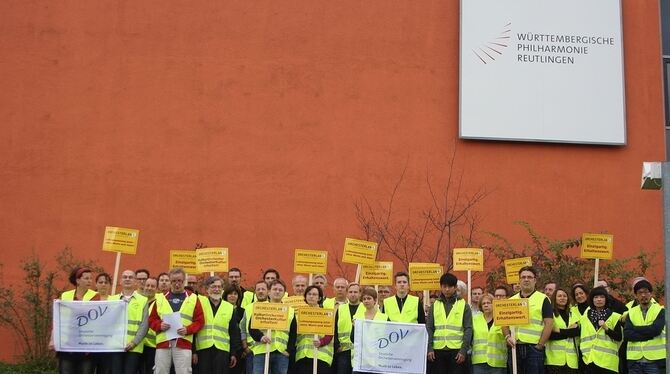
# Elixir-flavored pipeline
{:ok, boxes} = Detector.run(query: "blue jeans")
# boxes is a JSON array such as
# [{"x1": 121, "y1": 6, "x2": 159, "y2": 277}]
[
  {"x1": 246, "y1": 352, "x2": 253, "y2": 374},
  {"x1": 628, "y1": 360, "x2": 661, "y2": 374},
  {"x1": 472, "y1": 363, "x2": 506, "y2": 374},
  {"x1": 508, "y1": 344, "x2": 545, "y2": 374},
  {"x1": 252, "y1": 351, "x2": 288, "y2": 374}
]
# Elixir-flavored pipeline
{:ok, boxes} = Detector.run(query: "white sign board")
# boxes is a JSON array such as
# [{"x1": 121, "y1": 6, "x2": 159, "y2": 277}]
[
  {"x1": 460, "y1": 0, "x2": 625, "y2": 145},
  {"x1": 353, "y1": 319, "x2": 428, "y2": 374},
  {"x1": 53, "y1": 300, "x2": 128, "y2": 352}
]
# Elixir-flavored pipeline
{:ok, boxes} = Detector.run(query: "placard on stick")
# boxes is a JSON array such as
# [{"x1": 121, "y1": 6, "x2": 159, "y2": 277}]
[
  {"x1": 196, "y1": 247, "x2": 229, "y2": 273},
  {"x1": 102, "y1": 227, "x2": 139, "y2": 255},
  {"x1": 452, "y1": 248, "x2": 484, "y2": 271},
  {"x1": 170, "y1": 250, "x2": 197, "y2": 273},
  {"x1": 580, "y1": 233, "x2": 614, "y2": 260},
  {"x1": 504, "y1": 257, "x2": 532, "y2": 285},
  {"x1": 297, "y1": 308, "x2": 335, "y2": 335},
  {"x1": 282, "y1": 295, "x2": 308, "y2": 310},
  {"x1": 342, "y1": 238, "x2": 378, "y2": 265},
  {"x1": 360, "y1": 261, "x2": 394, "y2": 286},
  {"x1": 251, "y1": 303, "x2": 291, "y2": 330},
  {"x1": 408, "y1": 263, "x2": 443, "y2": 291},
  {"x1": 493, "y1": 299, "x2": 530, "y2": 326},
  {"x1": 294, "y1": 249, "x2": 328, "y2": 274}
]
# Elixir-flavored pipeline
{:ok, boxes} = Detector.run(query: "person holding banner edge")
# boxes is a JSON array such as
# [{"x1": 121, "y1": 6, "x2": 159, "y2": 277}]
[
  {"x1": 384, "y1": 272, "x2": 425, "y2": 324},
  {"x1": 149, "y1": 267, "x2": 205, "y2": 374},
  {"x1": 108, "y1": 269, "x2": 150, "y2": 374},
  {"x1": 52, "y1": 267, "x2": 100, "y2": 374},
  {"x1": 502, "y1": 266, "x2": 554, "y2": 374},
  {"x1": 350, "y1": 287, "x2": 389, "y2": 374},
  {"x1": 426, "y1": 272, "x2": 472, "y2": 374}
]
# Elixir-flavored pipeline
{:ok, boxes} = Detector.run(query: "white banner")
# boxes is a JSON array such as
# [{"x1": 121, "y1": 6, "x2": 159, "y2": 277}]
[
  {"x1": 53, "y1": 300, "x2": 128, "y2": 352},
  {"x1": 353, "y1": 319, "x2": 428, "y2": 374},
  {"x1": 460, "y1": 0, "x2": 625, "y2": 145}
]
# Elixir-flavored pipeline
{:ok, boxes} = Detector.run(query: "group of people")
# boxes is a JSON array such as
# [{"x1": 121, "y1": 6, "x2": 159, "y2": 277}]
[{"x1": 53, "y1": 265, "x2": 665, "y2": 374}]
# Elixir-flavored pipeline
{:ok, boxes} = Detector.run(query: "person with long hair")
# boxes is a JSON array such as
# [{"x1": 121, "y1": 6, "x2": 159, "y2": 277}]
[
  {"x1": 546, "y1": 287, "x2": 580, "y2": 373},
  {"x1": 295, "y1": 285, "x2": 334, "y2": 374},
  {"x1": 579, "y1": 287, "x2": 623, "y2": 373},
  {"x1": 471, "y1": 293, "x2": 506, "y2": 374}
]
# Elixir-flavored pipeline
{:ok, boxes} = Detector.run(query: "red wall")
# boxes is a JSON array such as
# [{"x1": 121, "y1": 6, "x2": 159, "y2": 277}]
[{"x1": 0, "y1": 0, "x2": 664, "y2": 361}]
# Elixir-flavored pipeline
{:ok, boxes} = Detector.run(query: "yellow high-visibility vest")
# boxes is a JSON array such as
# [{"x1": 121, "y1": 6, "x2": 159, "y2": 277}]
[
  {"x1": 432, "y1": 298, "x2": 465, "y2": 350},
  {"x1": 626, "y1": 303, "x2": 666, "y2": 361},
  {"x1": 471, "y1": 313, "x2": 506, "y2": 368},
  {"x1": 109, "y1": 292, "x2": 148, "y2": 353},
  {"x1": 154, "y1": 292, "x2": 198, "y2": 344},
  {"x1": 196, "y1": 296, "x2": 234, "y2": 352},
  {"x1": 384, "y1": 295, "x2": 419, "y2": 323},
  {"x1": 61, "y1": 289, "x2": 98, "y2": 301},
  {"x1": 510, "y1": 291, "x2": 547, "y2": 344},
  {"x1": 545, "y1": 309, "x2": 579, "y2": 369},
  {"x1": 579, "y1": 309, "x2": 621, "y2": 373},
  {"x1": 336, "y1": 303, "x2": 364, "y2": 352}
]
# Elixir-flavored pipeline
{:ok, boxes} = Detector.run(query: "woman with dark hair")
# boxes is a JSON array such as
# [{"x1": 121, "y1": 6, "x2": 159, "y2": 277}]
[
  {"x1": 295, "y1": 285, "x2": 334, "y2": 374},
  {"x1": 95, "y1": 273, "x2": 112, "y2": 300},
  {"x1": 546, "y1": 287, "x2": 580, "y2": 373},
  {"x1": 224, "y1": 284, "x2": 246, "y2": 374},
  {"x1": 579, "y1": 287, "x2": 623, "y2": 374},
  {"x1": 51, "y1": 267, "x2": 100, "y2": 374},
  {"x1": 571, "y1": 283, "x2": 590, "y2": 318}
]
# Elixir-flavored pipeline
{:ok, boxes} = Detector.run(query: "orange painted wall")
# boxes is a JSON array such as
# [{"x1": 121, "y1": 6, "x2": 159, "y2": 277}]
[{"x1": 0, "y1": 0, "x2": 664, "y2": 361}]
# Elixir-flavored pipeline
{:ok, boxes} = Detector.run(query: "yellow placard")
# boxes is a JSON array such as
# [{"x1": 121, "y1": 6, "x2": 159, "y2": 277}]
[
  {"x1": 282, "y1": 295, "x2": 308, "y2": 310},
  {"x1": 493, "y1": 299, "x2": 530, "y2": 326},
  {"x1": 196, "y1": 247, "x2": 229, "y2": 273},
  {"x1": 294, "y1": 249, "x2": 328, "y2": 274},
  {"x1": 580, "y1": 233, "x2": 614, "y2": 260},
  {"x1": 408, "y1": 263, "x2": 443, "y2": 291},
  {"x1": 452, "y1": 248, "x2": 484, "y2": 271},
  {"x1": 297, "y1": 307, "x2": 335, "y2": 335},
  {"x1": 360, "y1": 261, "x2": 394, "y2": 286},
  {"x1": 504, "y1": 257, "x2": 533, "y2": 285},
  {"x1": 342, "y1": 238, "x2": 378, "y2": 265},
  {"x1": 251, "y1": 303, "x2": 291, "y2": 330},
  {"x1": 102, "y1": 226, "x2": 139, "y2": 255},
  {"x1": 170, "y1": 250, "x2": 198, "y2": 273}
]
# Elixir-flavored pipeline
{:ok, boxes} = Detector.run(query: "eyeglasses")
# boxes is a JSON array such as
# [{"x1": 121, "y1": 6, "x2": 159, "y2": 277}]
[{"x1": 520, "y1": 275, "x2": 535, "y2": 280}]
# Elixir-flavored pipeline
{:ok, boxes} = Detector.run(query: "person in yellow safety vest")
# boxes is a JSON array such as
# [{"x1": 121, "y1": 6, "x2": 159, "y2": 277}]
[
  {"x1": 350, "y1": 287, "x2": 389, "y2": 374},
  {"x1": 332, "y1": 282, "x2": 364, "y2": 374},
  {"x1": 295, "y1": 285, "x2": 334, "y2": 374},
  {"x1": 241, "y1": 280, "x2": 270, "y2": 374},
  {"x1": 291, "y1": 275, "x2": 308, "y2": 297},
  {"x1": 51, "y1": 267, "x2": 100, "y2": 374},
  {"x1": 426, "y1": 272, "x2": 473, "y2": 374},
  {"x1": 625, "y1": 277, "x2": 658, "y2": 310},
  {"x1": 471, "y1": 294, "x2": 506, "y2": 374},
  {"x1": 493, "y1": 285, "x2": 510, "y2": 300},
  {"x1": 502, "y1": 266, "x2": 554, "y2": 374},
  {"x1": 157, "y1": 272, "x2": 171, "y2": 294},
  {"x1": 623, "y1": 279, "x2": 666, "y2": 374},
  {"x1": 140, "y1": 277, "x2": 158, "y2": 374},
  {"x1": 579, "y1": 286, "x2": 623, "y2": 374},
  {"x1": 148, "y1": 267, "x2": 205, "y2": 374},
  {"x1": 223, "y1": 284, "x2": 246, "y2": 374},
  {"x1": 135, "y1": 268, "x2": 150, "y2": 295},
  {"x1": 546, "y1": 288, "x2": 580, "y2": 374},
  {"x1": 376, "y1": 286, "x2": 391, "y2": 312},
  {"x1": 384, "y1": 271, "x2": 426, "y2": 324},
  {"x1": 193, "y1": 276, "x2": 242, "y2": 374},
  {"x1": 324, "y1": 277, "x2": 349, "y2": 310},
  {"x1": 248, "y1": 279, "x2": 297, "y2": 374},
  {"x1": 108, "y1": 269, "x2": 150, "y2": 374}
]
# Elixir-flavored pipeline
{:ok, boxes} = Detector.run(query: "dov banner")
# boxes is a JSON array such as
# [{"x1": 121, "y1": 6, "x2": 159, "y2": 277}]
[
  {"x1": 353, "y1": 319, "x2": 428, "y2": 374},
  {"x1": 53, "y1": 300, "x2": 128, "y2": 352}
]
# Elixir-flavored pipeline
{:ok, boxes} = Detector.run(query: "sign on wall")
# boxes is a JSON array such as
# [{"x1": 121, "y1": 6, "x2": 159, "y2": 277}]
[{"x1": 460, "y1": 0, "x2": 625, "y2": 145}]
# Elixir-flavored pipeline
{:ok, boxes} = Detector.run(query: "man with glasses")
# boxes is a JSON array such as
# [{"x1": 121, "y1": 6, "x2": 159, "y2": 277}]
[
  {"x1": 149, "y1": 268, "x2": 205, "y2": 374},
  {"x1": 502, "y1": 266, "x2": 553, "y2": 374},
  {"x1": 193, "y1": 276, "x2": 241, "y2": 374},
  {"x1": 494, "y1": 285, "x2": 509, "y2": 300},
  {"x1": 623, "y1": 280, "x2": 666, "y2": 374},
  {"x1": 135, "y1": 268, "x2": 150, "y2": 294}
]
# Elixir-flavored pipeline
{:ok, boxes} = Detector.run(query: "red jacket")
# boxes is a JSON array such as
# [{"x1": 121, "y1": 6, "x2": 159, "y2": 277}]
[{"x1": 149, "y1": 290, "x2": 204, "y2": 350}]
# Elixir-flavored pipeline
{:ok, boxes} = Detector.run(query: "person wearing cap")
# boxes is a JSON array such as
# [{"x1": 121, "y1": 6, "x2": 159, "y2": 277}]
[
  {"x1": 623, "y1": 280, "x2": 665, "y2": 374},
  {"x1": 149, "y1": 267, "x2": 205, "y2": 374},
  {"x1": 502, "y1": 266, "x2": 553, "y2": 374},
  {"x1": 51, "y1": 267, "x2": 100, "y2": 374},
  {"x1": 426, "y1": 272, "x2": 472, "y2": 374},
  {"x1": 193, "y1": 276, "x2": 241, "y2": 374},
  {"x1": 626, "y1": 277, "x2": 658, "y2": 310},
  {"x1": 579, "y1": 286, "x2": 623, "y2": 373},
  {"x1": 384, "y1": 272, "x2": 425, "y2": 323}
]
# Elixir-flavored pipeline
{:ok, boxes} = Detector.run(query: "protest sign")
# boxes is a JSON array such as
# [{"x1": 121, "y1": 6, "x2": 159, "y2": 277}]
[
  {"x1": 102, "y1": 226, "x2": 139, "y2": 255},
  {"x1": 251, "y1": 303, "x2": 291, "y2": 330},
  {"x1": 294, "y1": 249, "x2": 328, "y2": 274},
  {"x1": 408, "y1": 263, "x2": 442, "y2": 291},
  {"x1": 360, "y1": 261, "x2": 393, "y2": 286},
  {"x1": 53, "y1": 300, "x2": 128, "y2": 352},
  {"x1": 342, "y1": 238, "x2": 378, "y2": 265},
  {"x1": 353, "y1": 320, "x2": 428, "y2": 374},
  {"x1": 196, "y1": 247, "x2": 229, "y2": 273},
  {"x1": 452, "y1": 248, "x2": 484, "y2": 271},
  {"x1": 504, "y1": 257, "x2": 532, "y2": 284},
  {"x1": 170, "y1": 250, "x2": 197, "y2": 273},
  {"x1": 297, "y1": 308, "x2": 335, "y2": 335}
]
